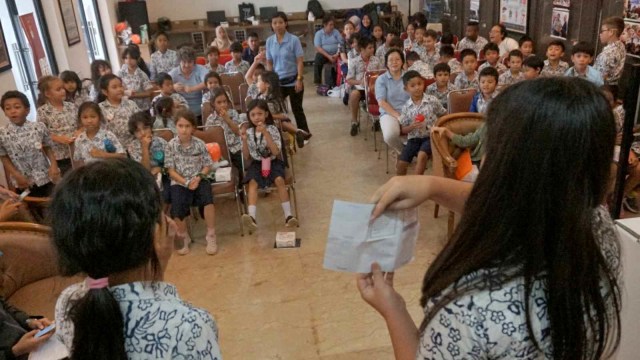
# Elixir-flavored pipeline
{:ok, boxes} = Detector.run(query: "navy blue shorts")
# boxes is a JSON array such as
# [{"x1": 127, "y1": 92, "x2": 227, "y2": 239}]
[
  {"x1": 170, "y1": 180, "x2": 213, "y2": 220},
  {"x1": 399, "y1": 137, "x2": 431, "y2": 163},
  {"x1": 161, "y1": 174, "x2": 171, "y2": 204}
]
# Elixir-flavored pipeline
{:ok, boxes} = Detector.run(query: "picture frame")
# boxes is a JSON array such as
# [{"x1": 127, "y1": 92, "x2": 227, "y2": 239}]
[
  {"x1": 623, "y1": 20, "x2": 640, "y2": 58},
  {"x1": 625, "y1": 0, "x2": 640, "y2": 21},
  {"x1": 0, "y1": 21, "x2": 11, "y2": 73},
  {"x1": 550, "y1": 7, "x2": 570, "y2": 40},
  {"x1": 58, "y1": 0, "x2": 81, "y2": 46},
  {"x1": 552, "y1": 0, "x2": 570, "y2": 7},
  {"x1": 499, "y1": 0, "x2": 528, "y2": 34}
]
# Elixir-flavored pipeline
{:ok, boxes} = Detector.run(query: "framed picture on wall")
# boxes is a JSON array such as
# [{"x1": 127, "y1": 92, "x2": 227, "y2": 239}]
[
  {"x1": 552, "y1": 0, "x2": 570, "y2": 7},
  {"x1": 470, "y1": 0, "x2": 480, "y2": 23},
  {"x1": 499, "y1": 0, "x2": 528, "y2": 34},
  {"x1": 625, "y1": 0, "x2": 640, "y2": 20},
  {"x1": 0, "y1": 22, "x2": 11, "y2": 73},
  {"x1": 623, "y1": 20, "x2": 640, "y2": 58},
  {"x1": 550, "y1": 8, "x2": 569, "y2": 40},
  {"x1": 58, "y1": 0, "x2": 81, "y2": 46}
]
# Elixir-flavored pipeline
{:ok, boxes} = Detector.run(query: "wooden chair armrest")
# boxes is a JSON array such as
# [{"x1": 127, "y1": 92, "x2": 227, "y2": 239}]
[{"x1": 432, "y1": 133, "x2": 458, "y2": 169}]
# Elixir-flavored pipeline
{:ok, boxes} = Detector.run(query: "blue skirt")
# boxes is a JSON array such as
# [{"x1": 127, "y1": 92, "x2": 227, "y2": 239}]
[{"x1": 243, "y1": 158, "x2": 286, "y2": 189}]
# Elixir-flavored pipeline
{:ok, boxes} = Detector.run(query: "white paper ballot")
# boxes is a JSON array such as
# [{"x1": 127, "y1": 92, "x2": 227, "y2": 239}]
[
  {"x1": 323, "y1": 200, "x2": 419, "y2": 273},
  {"x1": 29, "y1": 336, "x2": 68, "y2": 360}
]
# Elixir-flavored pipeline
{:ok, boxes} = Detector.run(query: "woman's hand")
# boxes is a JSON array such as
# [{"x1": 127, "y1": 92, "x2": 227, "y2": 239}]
[
  {"x1": 295, "y1": 79, "x2": 304, "y2": 93},
  {"x1": 173, "y1": 83, "x2": 185, "y2": 92},
  {"x1": 11, "y1": 329, "x2": 53, "y2": 356},
  {"x1": 0, "y1": 199, "x2": 21, "y2": 221},
  {"x1": 0, "y1": 187, "x2": 18, "y2": 200},
  {"x1": 357, "y1": 262, "x2": 406, "y2": 318},
  {"x1": 27, "y1": 318, "x2": 52, "y2": 330},
  {"x1": 370, "y1": 176, "x2": 433, "y2": 220}
]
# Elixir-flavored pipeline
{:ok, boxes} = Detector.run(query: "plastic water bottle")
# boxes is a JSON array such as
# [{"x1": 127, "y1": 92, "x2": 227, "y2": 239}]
[
  {"x1": 261, "y1": 157, "x2": 271, "y2": 178},
  {"x1": 104, "y1": 138, "x2": 116, "y2": 153}
]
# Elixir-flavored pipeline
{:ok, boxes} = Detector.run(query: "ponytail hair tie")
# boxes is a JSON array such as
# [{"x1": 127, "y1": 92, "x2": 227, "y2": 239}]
[{"x1": 86, "y1": 276, "x2": 109, "y2": 290}]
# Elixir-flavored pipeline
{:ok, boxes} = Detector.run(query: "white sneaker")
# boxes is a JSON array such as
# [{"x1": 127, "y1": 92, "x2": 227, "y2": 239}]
[
  {"x1": 176, "y1": 233, "x2": 191, "y2": 255},
  {"x1": 205, "y1": 233, "x2": 218, "y2": 255}
]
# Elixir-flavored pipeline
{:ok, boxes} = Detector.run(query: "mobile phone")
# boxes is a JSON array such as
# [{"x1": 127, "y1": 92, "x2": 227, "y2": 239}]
[
  {"x1": 18, "y1": 189, "x2": 30, "y2": 202},
  {"x1": 34, "y1": 323, "x2": 55, "y2": 338}
]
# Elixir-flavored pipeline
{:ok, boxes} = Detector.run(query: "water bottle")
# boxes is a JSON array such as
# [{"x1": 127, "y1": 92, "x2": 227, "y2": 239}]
[
  {"x1": 104, "y1": 138, "x2": 116, "y2": 153},
  {"x1": 261, "y1": 157, "x2": 271, "y2": 178}
]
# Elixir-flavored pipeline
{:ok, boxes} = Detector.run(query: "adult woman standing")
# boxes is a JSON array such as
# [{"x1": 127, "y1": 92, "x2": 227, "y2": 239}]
[
  {"x1": 266, "y1": 12, "x2": 311, "y2": 134},
  {"x1": 168, "y1": 47, "x2": 208, "y2": 122},
  {"x1": 489, "y1": 24, "x2": 519, "y2": 57},
  {"x1": 359, "y1": 77, "x2": 621, "y2": 359},
  {"x1": 313, "y1": 16, "x2": 343, "y2": 85},
  {"x1": 375, "y1": 49, "x2": 409, "y2": 153}
]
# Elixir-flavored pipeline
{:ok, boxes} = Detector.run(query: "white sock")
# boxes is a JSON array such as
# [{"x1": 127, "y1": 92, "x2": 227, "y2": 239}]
[
  {"x1": 281, "y1": 202, "x2": 292, "y2": 218},
  {"x1": 248, "y1": 205, "x2": 257, "y2": 219}
]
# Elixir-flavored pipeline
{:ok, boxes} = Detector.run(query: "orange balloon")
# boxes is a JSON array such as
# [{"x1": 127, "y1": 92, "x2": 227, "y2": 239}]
[
  {"x1": 206, "y1": 143, "x2": 221, "y2": 162},
  {"x1": 130, "y1": 34, "x2": 141, "y2": 45},
  {"x1": 115, "y1": 22, "x2": 127, "y2": 33}
]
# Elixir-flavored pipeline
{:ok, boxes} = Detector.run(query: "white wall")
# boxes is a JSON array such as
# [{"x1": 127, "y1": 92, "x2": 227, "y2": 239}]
[
  {"x1": 146, "y1": 0, "x2": 409, "y2": 22},
  {"x1": 99, "y1": 0, "x2": 121, "y2": 69}
]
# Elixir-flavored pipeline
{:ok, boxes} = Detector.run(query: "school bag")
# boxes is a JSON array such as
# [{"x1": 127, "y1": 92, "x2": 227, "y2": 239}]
[
  {"x1": 238, "y1": 3, "x2": 255, "y2": 23},
  {"x1": 316, "y1": 84, "x2": 330, "y2": 96},
  {"x1": 307, "y1": 0, "x2": 325, "y2": 19}
]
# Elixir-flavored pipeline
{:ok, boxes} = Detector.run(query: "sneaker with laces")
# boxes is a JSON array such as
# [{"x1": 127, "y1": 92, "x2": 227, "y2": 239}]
[
  {"x1": 242, "y1": 214, "x2": 258, "y2": 233},
  {"x1": 350, "y1": 122, "x2": 359, "y2": 136},
  {"x1": 205, "y1": 233, "x2": 218, "y2": 255},
  {"x1": 285, "y1": 216, "x2": 299, "y2": 227},
  {"x1": 176, "y1": 233, "x2": 191, "y2": 255}
]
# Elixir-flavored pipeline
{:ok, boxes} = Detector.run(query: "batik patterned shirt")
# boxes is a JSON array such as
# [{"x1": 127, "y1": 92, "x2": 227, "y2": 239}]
[
  {"x1": 426, "y1": 82, "x2": 458, "y2": 110},
  {"x1": 498, "y1": 70, "x2": 526, "y2": 87},
  {"x1": 128, "y1": 136, "x2": 168, "y2": 168},
  {"x1": 417, "y1": 206, "x2": 619, "y2": 360},
  {"x1": 36, "y1": 102, "x2": 78, "y2": 160},
  {"x1": 117, "y1": 65, "x2": 153, "y2": 110},
  {"x1": 375, "y1": 44, "x2": 388, "y2": 65},
  {"x1": 595, "y1": 41, "x2": 626, "y2": 85},
  {"x1": 246, "y1": 125, "x2": 281, "y2": 161},
  {"x1": 541, "y1": 60, "x2": 569, "y2": 77},
  {"x1": 205, "y1": 63, "x2": 226, "y2": 74},
  {"x1": 454, "y1": 71, "x2": 479, "y2": 90},
  {"x1": 408, "y1": 60, "x2": 433, "y2": 79},
  {"x1": 153, "y1": 116, "x2": 177, "y2": 135},
  {"x1": 55, "y1": 281, "x2": 222, "y2": 360},
  {"x1": 0, "y1": 121, "x2": 53, "y2": 187},
  {"x1": 398, "y1": 95, "x2": 447, "y2": 139},
  {"x1": 165, "y1": 136, "x2": 214, "y2": 185},
  {"x1": 73, "y1": 128, "x2": 124, "y2": 163},
  {"x1": 412, "y1": 44, "x2": 427, "y2": 63},
  {"x1": 201, "y1": 89, "x2": 233, "y2": 106},
  {"x1": 247, "y1": 83, "x2": 260, "y2": 100},
  {"x1": 479, "y1": 61, "x2": 508, "y2": 74},
  {"x1": 150, "y1": 49, "x2": 180, "y2": 79},
  {"x1": 447, "y1": 58, "x2": 462, "y2": 74},
  {"x1": 205, "y1": 109, "x2": 244, "y2": 154},
  {"x1": 99, "y1": 99, "x2": 140, "y2": 148},
  {"x1": 224, "y1": 60, "x2": 250, "y2": 75},
  {"x1": 422, "y1": 50, "x2": 440, "y2": 70},
  {"x1": 456, "y1": 36, "x2": 489, "y2": 55},
  {"x1": 346, "y1": 55, "x2": 383, "y2": 83}
]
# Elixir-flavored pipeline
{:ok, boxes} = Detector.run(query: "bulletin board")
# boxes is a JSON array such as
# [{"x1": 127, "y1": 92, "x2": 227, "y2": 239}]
[{"x1": 499, "y1": 0, "x2": 528, "y2": 34}]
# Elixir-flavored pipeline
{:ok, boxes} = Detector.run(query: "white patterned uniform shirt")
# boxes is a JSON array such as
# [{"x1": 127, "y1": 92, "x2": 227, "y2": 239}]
[
  {"x1": 246, "y1": 125, "x2": 281, "y2": 161},
  {"x1": 408, "y1": 60, "x2": 433, "y2": 79},
  {"x1": 224, "y1": 60, "x2": 250, "y2": 75},
  {"x1": 595, "y1": 41, "x2": 626, "y2": 85},
  {"x1": 422, "y1": 50, "x2": 441, "y2": 71},
  {"x1": 247, "y1": 83, "x2": 260, "y2": 100},
  {"x1": 412, "y1": 45, "x2": 427, "y2": 63},
  {"x1": 498, "y1": 70, "x2": 526, "y2": 87},
  {"x1": 614, "y1": 104, "x2": 625, "y2": 135},
  {"x1": 117, "y1": 65, "x2": 153, "y2": 110},
  {"x1": 455, "y1": 71, "x2": 479, "y2": 90},
  {"x1": 150, "y1": 49, "x2": 179, "y2": 79},
  {"x1": 73, "y1": 128, "x2": 124, "y2": 163},
  {"x1": 478, "y1": 61, "x2": 507, "y2": 74},
  {"x1": 398, "y1": 95, "x2": 447, "y2": 139},
  {"x1": 447, "y1": 59, "x2": 462, "y2": 74},
  {"x1": 55, "y1": 281, "x2": 222, "y2": 360},
  {"x1": 68, "y1": 92, "x2": 89, "y2": 108},
  {"x1": 205, "y1": 109, "x2": 244, "y2": 154},
  {"x1": 205, "y1": 63, "x2": 226, "y2": 74},
  {"x1": 346, "y1": 55, "x2": 383, "y2": 84},
  {"x1": 165, "y1": 136, "x2": 214, "y2": 185},
  {"x1": 0, "y1": 121, "x2": 53, "y2": 187},
  {"x1": 426, "y1": 82, "x2": 458, "y2": 110},
  {"x1": 541, "y1": 60, "x2": 569, "y2": 77},
  {"x1": 456, "y1": 36, "x2": 489, "y2": 55},
  {"x1": 128, "y1": 136, "x2": 168, "y2": 168},
  {"x1": 201, "y1": 89, "x2": 233, "y2": 106},
  {"x1": 375, "y1": 44, "x2": 388, "y2": 65},
  {"x1": 417, "y1": 206, "x2": 619, "y2": 360},
  {"x1": 36, "y1": 102, "x2": 78, "y2": 160},
  {"x1": 476, "y1": 91, "x2": 499, "y2": 114},
  {"x1": 99, "y1": 99, "x2": 140, "y2": 148}
]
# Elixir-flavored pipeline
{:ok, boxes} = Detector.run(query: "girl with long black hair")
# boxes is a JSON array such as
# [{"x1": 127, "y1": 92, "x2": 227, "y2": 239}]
[{"x1": 359, "y1": 77, "x2": 621, "y2": 360}]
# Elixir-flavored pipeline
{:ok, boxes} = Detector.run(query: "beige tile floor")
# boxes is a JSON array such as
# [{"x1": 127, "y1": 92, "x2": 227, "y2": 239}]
[{"x1": 164, "y1": 69, "x2": 449, "y2": 359}]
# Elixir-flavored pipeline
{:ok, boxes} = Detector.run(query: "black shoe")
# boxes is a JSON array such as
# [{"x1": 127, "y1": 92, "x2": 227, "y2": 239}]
[
  {"x1": 623, "y1": 197, "x2": 639, "y2": 214},
  {"x1": 350, "y1": 123, "x2": 359, "y2": 136},
  {"x1": 285, "y1": 216, "x2": 299, "y2": 227},
  {"x1": 295, "y1": 130, "x2": 306, "y2": 148},
  {"x1": 373, "y1": 122, "x2": 381, "y2": 132}
]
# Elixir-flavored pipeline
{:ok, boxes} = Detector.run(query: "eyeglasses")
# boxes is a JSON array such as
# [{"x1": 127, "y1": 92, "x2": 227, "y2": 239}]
[{"x1": 600, "y1": 28, "x2": 611, "y2": 33}]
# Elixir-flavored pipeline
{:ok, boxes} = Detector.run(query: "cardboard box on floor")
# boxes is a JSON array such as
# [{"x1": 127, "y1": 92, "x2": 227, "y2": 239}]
[{"x1": 614, "y1": 217, "x2": 640, "y2": 359}]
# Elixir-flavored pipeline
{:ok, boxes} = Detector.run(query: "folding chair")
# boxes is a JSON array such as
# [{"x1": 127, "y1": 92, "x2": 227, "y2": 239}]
[
  {"x1": 240, "y1": 125, "x2": 300, "y2": 234},
  {"x1": 423, "y1": 77, "x2": 436, "y2": 88},
  {"x1": 447, "y1": 88, "x2": 477, "y2": 114},
  {"x1": 239, "y1": 83, "x2": 249, "y2": 113},
  {"x1": 220, "y1": 72, "x2": 246, "y2": 111},
  {"x1": 454, "y1": 50, "x2": 461, "y2": 62},
  {"x1": 363, "y1": 69, "x2": 387, "y2": 151},
  {"x1": 152, "y1": 128, "x2": 175, "y2": 142},
  {"x1": 201, "y1": 102, "x2": 212, "y2": 125},
  {"x1": 449, "y1": 72, "x2": 459, "y2": 85},
  {"x1": 193, "y1": 125, "x2": 245, "y2": 236}
]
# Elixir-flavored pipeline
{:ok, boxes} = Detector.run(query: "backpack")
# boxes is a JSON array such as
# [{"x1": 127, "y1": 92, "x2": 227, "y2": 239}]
[{"x1": 307, "y1": 0, "x2": 325, "y2": 19}]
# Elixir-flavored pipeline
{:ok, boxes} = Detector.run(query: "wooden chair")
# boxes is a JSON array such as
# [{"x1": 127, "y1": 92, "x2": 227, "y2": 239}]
[
  {"x1": 363, "y1": 70, "x2": 387, "y2": 151},
  {"x1": 152, "y1": 128, "x2": 174, "y2": 142},
  {"x1": 193, "y1": 126, "x2": 245, "y2": 236},
  {"x1": 239, "y1": 83, "x2": 249, "y2": 113},
  {"x1": 431, "y1": 112, "x2": 485, "y2": 238},
  {"x1": 220, "y1": 72, "x2": 246, "y2": 111},
  {"x1": 447, "y1": 88, "x2": 477, "y2": 114}
]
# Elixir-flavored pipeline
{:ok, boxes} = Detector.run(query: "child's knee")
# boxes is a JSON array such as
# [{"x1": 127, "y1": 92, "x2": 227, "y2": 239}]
[{"x1": 274, "y1": 177, "x2": 285, "y2": 186}]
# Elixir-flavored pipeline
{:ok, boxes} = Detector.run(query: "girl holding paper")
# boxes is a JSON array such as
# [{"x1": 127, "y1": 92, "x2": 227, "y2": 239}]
[{"x1": 358, "y1": 77, "x2": 621, "y2": 360}]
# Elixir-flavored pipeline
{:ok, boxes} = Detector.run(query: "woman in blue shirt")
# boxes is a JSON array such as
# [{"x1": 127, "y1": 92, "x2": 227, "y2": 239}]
[
  {"x1": 168, "y1": 47, "x2": 209, "y2": 124},
  {"x1": 266, "y1": 12, "x2": 312, "y2": 135},
  {"x1": 375, "y1": 48, "x2": 410, "y2": 153},
  {"x1": 313, "y1": 16, "x2": 343, "y2": 85}
]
